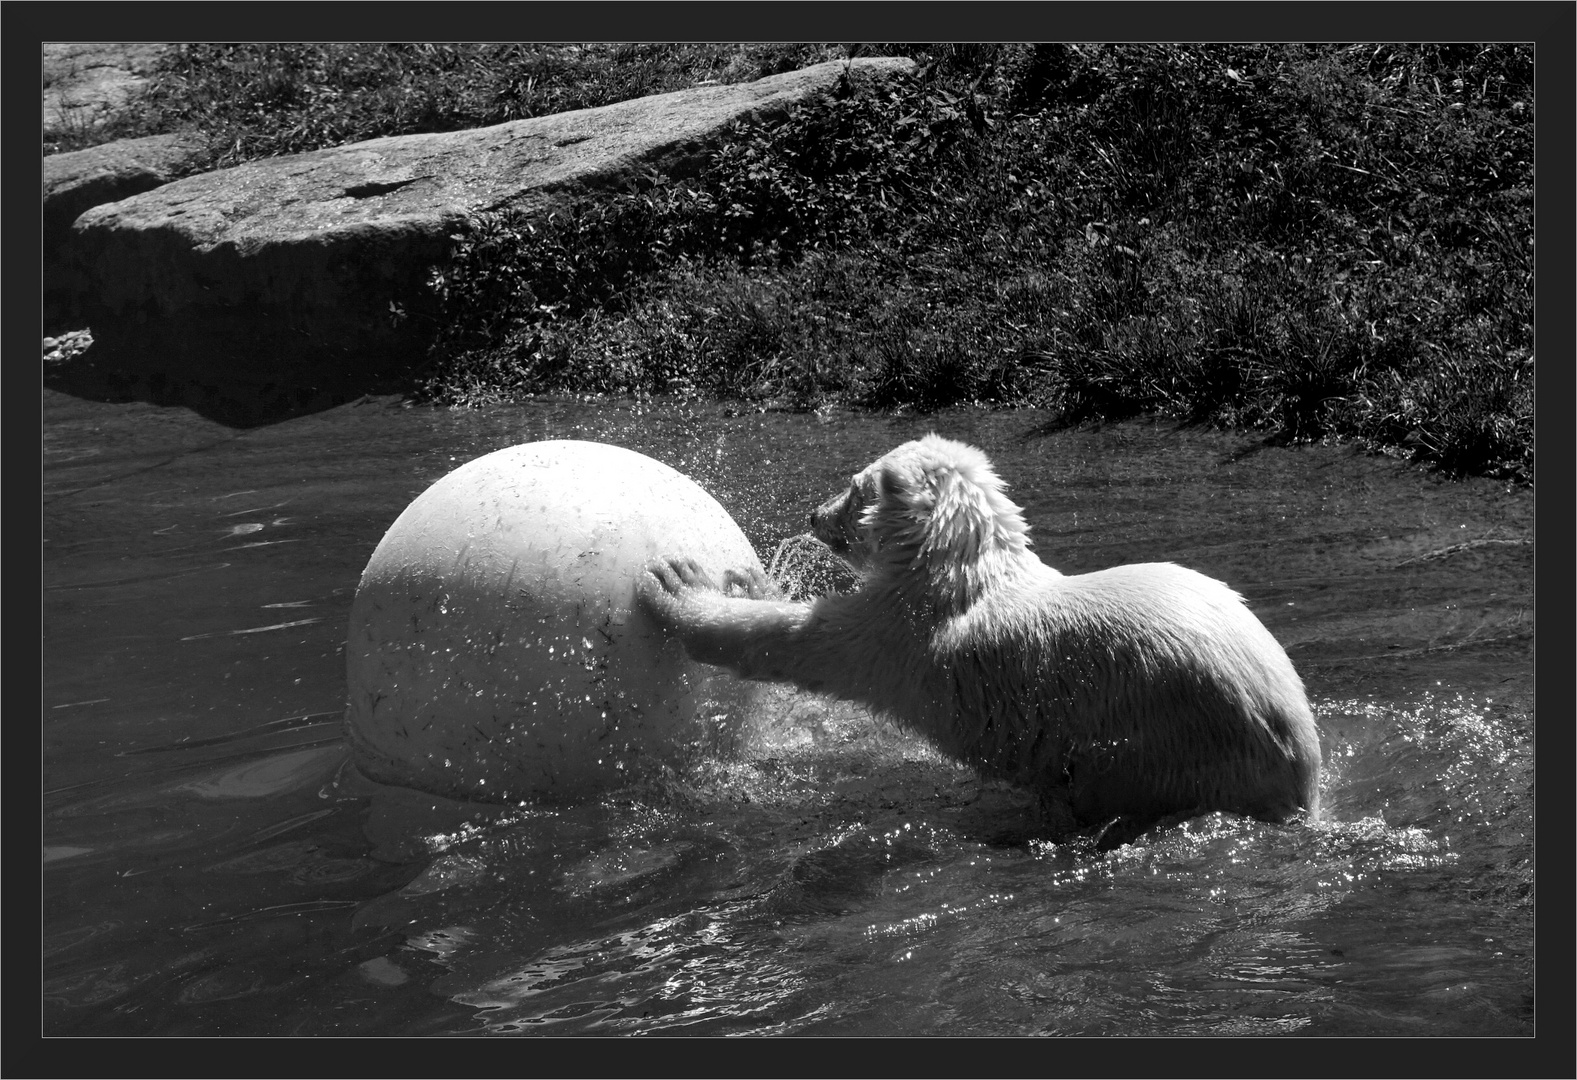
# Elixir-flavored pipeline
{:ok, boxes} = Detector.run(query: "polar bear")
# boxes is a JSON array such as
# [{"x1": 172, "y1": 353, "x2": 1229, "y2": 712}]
[{"x1": 637, "y1": 434, "x2": 1321, "y2": 846}]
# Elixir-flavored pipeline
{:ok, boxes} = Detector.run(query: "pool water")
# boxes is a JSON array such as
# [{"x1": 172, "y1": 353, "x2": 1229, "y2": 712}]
[{"x1": 42, "y1": 389, "x2": 1534, "y2": 1036}]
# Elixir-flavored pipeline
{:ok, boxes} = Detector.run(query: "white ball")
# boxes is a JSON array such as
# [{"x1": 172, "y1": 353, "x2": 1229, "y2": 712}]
[{"x1": 345, "y1": 440, "x2": 761, "y2": 802}]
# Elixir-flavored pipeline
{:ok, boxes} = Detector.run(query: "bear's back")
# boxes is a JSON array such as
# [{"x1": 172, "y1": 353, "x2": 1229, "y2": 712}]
[{"x1": 941, "y1": 560, "x2": 1321, "y2": 828}]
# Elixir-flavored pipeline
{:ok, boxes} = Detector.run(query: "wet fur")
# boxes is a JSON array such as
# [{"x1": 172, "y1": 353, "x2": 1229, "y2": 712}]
[{"x1": 638, "y1": 434, "x2": 1322, "y2": 845}]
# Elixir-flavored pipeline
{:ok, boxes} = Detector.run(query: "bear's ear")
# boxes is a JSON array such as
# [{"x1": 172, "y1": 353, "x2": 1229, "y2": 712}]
[
  {"x1": 859, "y1": 460, "x2": 930, "y2": 565},
  {"x1": 862, "y1": 456, "x2": 992, "y2": 566},
  {"x1": 918, "y1": 464, "x2": 994, "y2": 566}
]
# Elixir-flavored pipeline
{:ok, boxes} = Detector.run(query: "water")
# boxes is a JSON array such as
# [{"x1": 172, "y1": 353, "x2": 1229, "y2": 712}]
[{"x1": 42, "y1": 388, "x2": 1534, "y2": 1036}]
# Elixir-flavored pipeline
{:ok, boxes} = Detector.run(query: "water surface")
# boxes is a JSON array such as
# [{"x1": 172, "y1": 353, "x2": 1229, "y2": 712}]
[{"x1": 42, "y1": 388, "x2": 1534, "y2": 1036}]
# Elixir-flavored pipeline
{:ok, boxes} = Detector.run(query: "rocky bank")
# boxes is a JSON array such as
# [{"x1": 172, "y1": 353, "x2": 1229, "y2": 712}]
[{"x1": 49, "y1": 57, "x2": 915, "y2": 425}]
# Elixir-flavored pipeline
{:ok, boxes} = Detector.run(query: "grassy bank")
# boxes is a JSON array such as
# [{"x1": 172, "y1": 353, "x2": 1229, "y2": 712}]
[{"x1": 57, "y1": 43, "x2": 1534, "y2": 482}]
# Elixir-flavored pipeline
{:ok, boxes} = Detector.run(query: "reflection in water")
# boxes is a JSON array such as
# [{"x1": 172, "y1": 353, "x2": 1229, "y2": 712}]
[
  {"x1": 177, "y1": 746, "x2": 345, "y2": 798},
  {"x1": 42, "y1": 390, "x2": 1533, "y2": 1036}
]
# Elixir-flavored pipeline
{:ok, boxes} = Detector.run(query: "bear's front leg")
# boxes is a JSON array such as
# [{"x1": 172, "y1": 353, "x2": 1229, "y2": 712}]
[
  {"x1": 719, "y1": 565, "x2": 785, "y2": 601},
  {"x1": 636, "y1": 556, "x2": 811, "y2": 678},
  {"x1": 637, "y1": 557, "x2": 782, "y2": 615},
  {"x1": 636, "y1": 556, "x2": 722, "y2": 641}
]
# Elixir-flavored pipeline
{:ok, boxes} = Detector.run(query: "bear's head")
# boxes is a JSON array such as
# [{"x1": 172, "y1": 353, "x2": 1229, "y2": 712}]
[{"x1": 810, "y1": 434, "x2": 1032, "y2": 610}]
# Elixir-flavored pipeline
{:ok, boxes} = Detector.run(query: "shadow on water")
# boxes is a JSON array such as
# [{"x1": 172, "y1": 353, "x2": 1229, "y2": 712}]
[
  {"x1": 42, "y1": 386, "x2": 1534, "y2": 1036},
  {"x1": 43, "y1": 348, "x2": 413, "y2": 430}
]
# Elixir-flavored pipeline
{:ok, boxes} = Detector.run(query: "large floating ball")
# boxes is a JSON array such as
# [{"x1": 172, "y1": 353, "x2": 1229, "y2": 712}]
[{"x1": 345, "y1": 440, "x2": 761, "y2": 802}]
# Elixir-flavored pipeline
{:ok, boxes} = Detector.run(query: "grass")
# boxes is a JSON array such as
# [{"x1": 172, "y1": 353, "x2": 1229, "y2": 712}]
[
  {"x1": 43, "y1": 43, "x2": 843, "y2": 164},
  {"x1": 50, "y1": 43, "x2": 1534, "y2": 483}
]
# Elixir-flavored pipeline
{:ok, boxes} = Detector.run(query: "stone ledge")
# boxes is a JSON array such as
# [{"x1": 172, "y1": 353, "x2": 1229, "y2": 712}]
[{"x1": 62, "y1": 58, "x2": 915, "y2": 425}]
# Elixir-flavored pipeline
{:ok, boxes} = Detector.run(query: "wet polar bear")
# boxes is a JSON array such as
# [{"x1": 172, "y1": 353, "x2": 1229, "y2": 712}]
[{"x1": 638, "y1": 434, "x2": 1321, "y2": 847}]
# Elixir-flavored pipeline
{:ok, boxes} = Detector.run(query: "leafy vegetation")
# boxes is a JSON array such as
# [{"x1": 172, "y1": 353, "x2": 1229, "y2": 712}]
[{"x1": 52, "y1": 43, "x2": 1534, "y2": 482}]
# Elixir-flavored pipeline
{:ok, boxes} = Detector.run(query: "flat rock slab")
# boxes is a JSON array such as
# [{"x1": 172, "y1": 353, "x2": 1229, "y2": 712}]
[
  {"x1": 45, "y1": 133, "x2": 204, "y2": 329},
  {"x1": 45, "y1": 133, "x2": 204, "y2": 245},
  {"x1": 64, "y1": 58, "x2": 914, "y2": 425}
]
